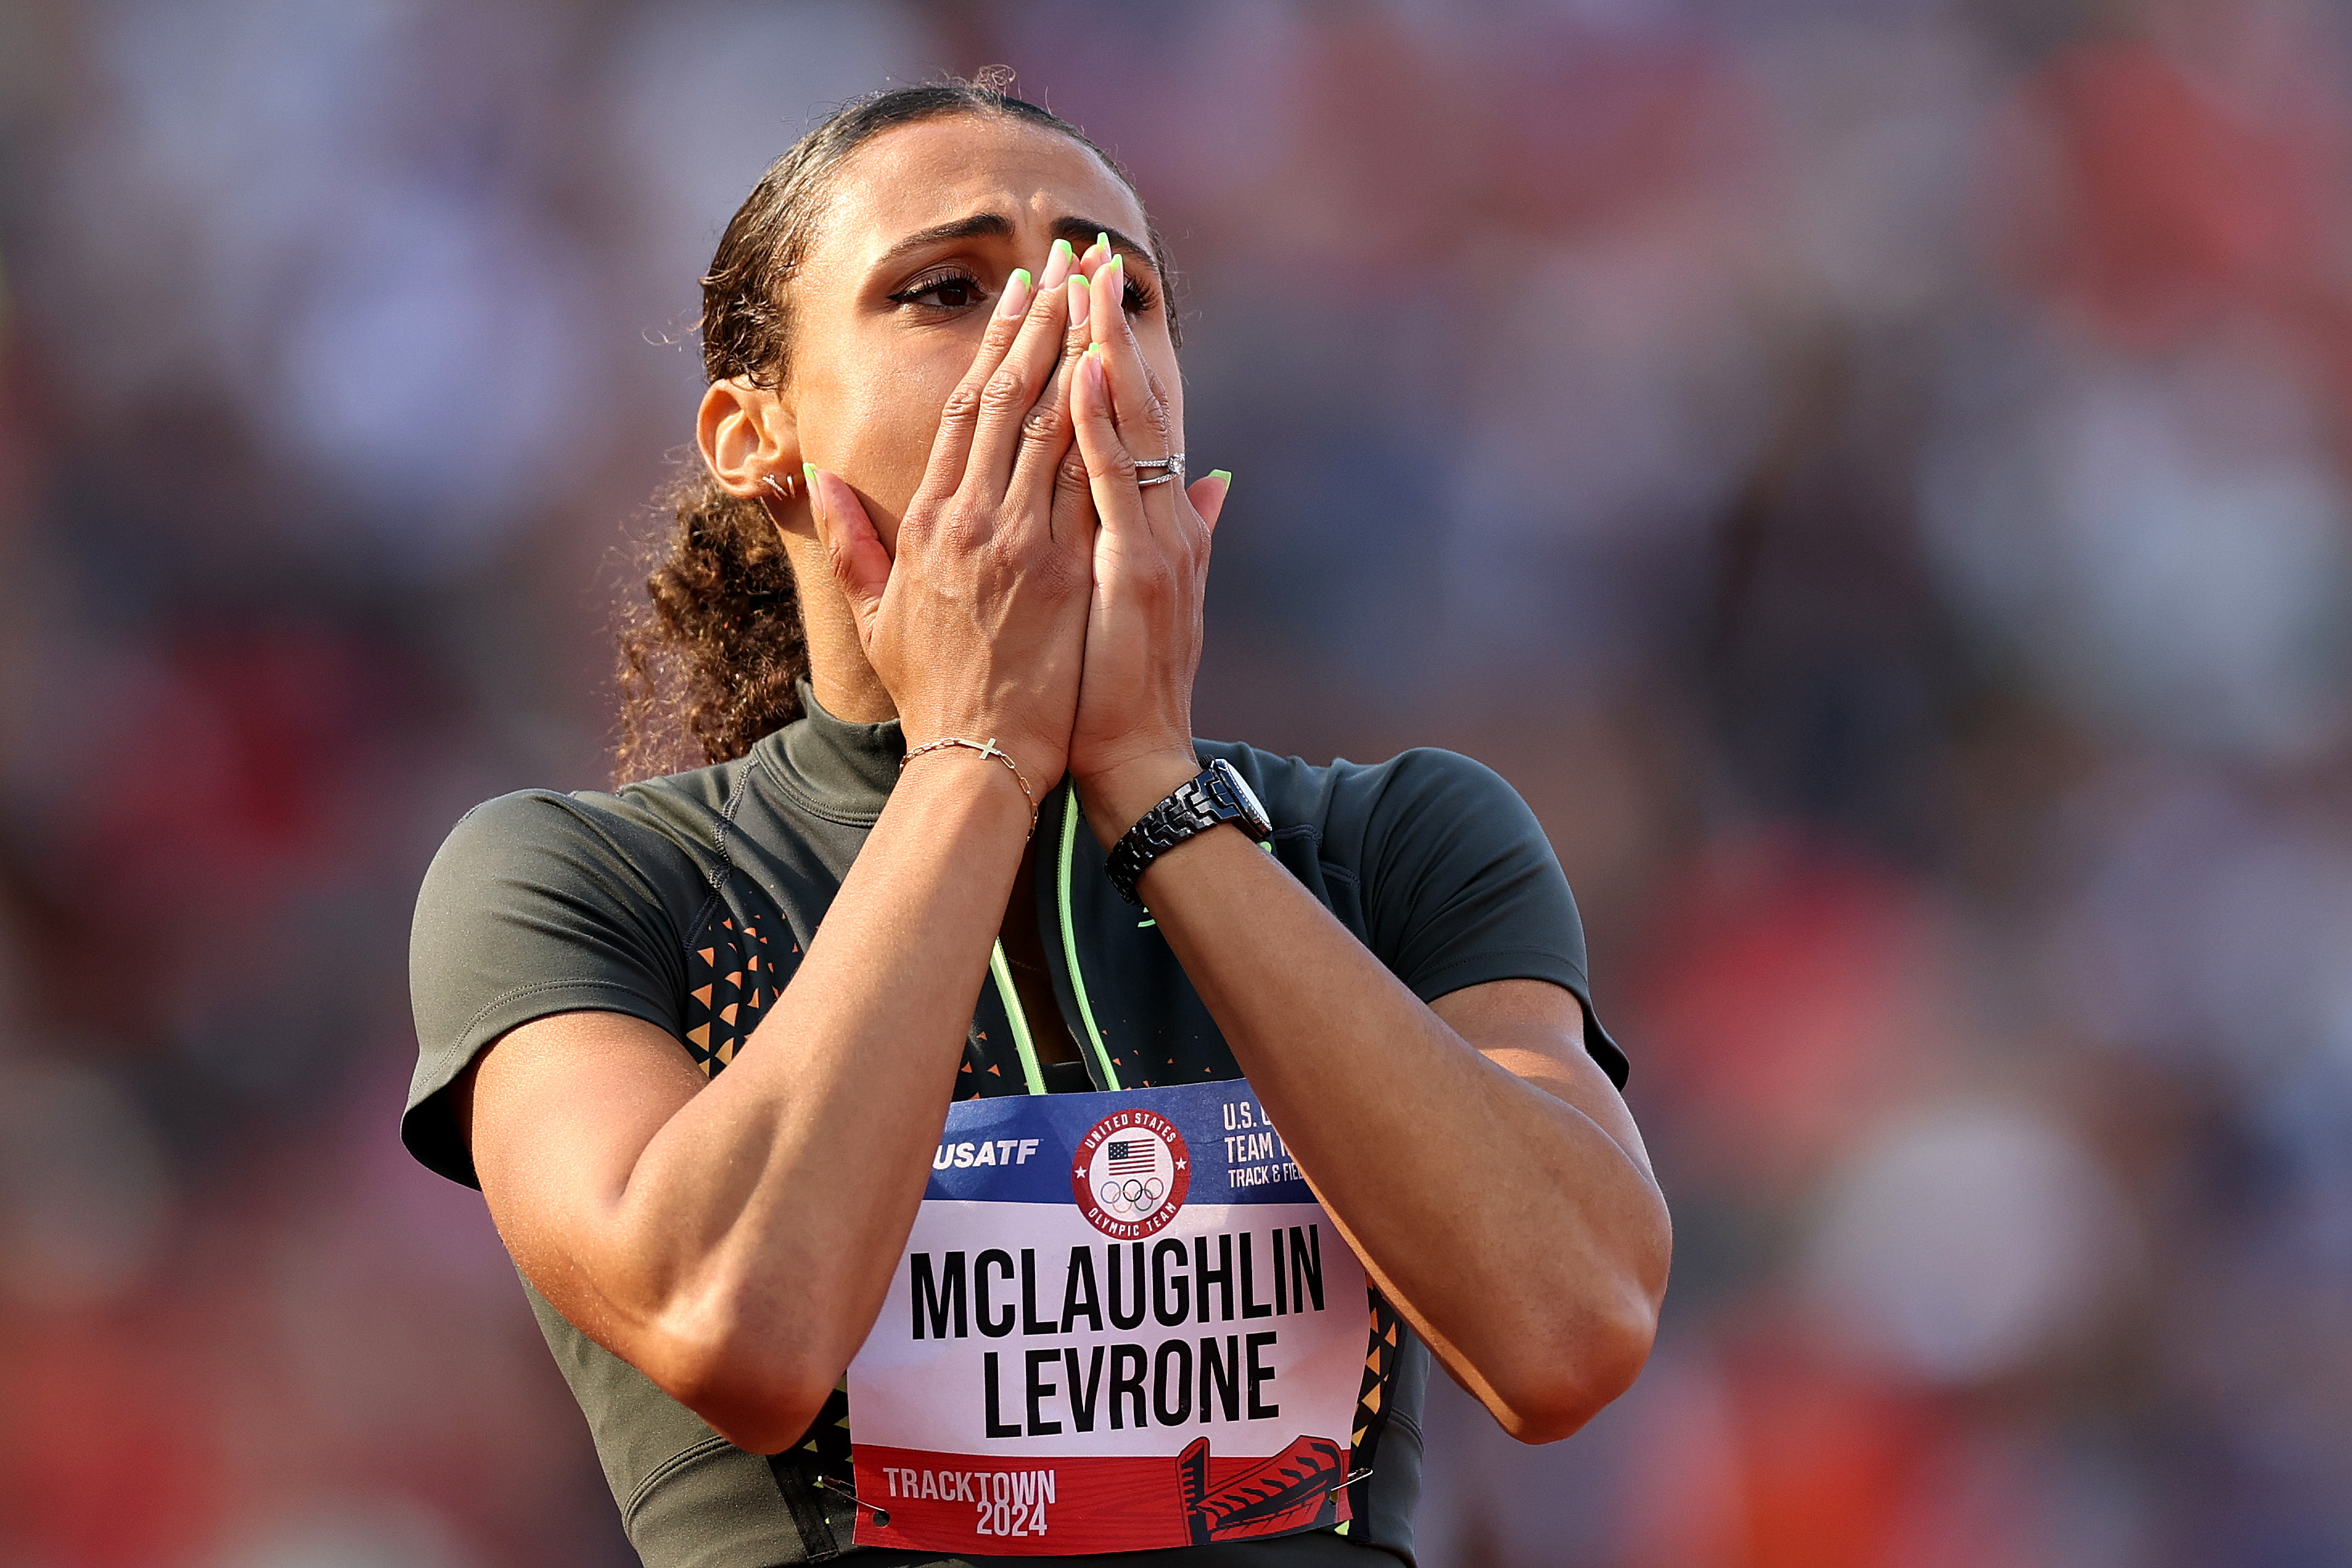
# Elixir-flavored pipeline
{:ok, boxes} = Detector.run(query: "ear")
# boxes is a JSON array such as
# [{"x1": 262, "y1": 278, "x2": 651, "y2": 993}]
[{"x1": 696, "y1": 377, "x2": 800, "y2": 501}]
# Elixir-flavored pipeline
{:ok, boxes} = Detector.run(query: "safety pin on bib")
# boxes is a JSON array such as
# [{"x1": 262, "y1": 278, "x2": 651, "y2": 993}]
[{"x1": 815, "y1": 1473, "x2": 889, "y2": 1528}]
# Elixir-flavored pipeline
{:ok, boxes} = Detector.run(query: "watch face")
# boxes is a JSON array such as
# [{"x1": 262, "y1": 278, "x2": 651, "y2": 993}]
[{"x1": 1209, "y1": 758, "x2": 1275, "y2": 839}]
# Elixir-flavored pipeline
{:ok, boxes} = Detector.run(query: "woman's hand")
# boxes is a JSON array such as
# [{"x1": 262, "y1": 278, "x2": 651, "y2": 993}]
[
  {"x1": 1065, "y1": 251, "x2": 1233, "y2": 839},
  {"x1": 802, "y1": 240, "x2": 1099, "y2": 787}
]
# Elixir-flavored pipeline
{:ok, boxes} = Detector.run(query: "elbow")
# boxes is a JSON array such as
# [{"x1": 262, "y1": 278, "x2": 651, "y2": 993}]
[
  {"x1": 1492, "y1": 1192, "x2": 1674, "y2": 1443},
  {"x1": 1486, "y1": 1279, "x2": 1664, "y2": 1446},
  {"x1": 635, "y1": 1312, "x2": 839, "y2": 1455}
]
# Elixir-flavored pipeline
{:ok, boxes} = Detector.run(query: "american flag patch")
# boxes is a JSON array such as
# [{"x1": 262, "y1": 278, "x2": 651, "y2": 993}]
[{"x1": 1106, "y1": 1140, "x2": 1157, "y2": 1175}]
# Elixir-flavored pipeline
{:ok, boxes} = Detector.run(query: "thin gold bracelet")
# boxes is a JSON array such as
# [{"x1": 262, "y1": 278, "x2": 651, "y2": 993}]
[{"x1": 898, "y1": 735, "x2": 1038, "y2": 839}]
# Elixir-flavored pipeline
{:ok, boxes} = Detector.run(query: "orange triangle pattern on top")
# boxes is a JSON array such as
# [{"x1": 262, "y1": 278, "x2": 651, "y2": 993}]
[
  {"x1": 684, "y1": 917, "x2": 782, "y2": 1077},
  {"x1": 1344, "y1": 1289, "x2": 1404, "y2": 1526}
]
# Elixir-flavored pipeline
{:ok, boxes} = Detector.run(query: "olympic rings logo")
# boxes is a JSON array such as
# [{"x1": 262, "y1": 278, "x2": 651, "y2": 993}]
[{"x1": 1098, "y1": 1176, "x2": 1168, "y2": 1213}]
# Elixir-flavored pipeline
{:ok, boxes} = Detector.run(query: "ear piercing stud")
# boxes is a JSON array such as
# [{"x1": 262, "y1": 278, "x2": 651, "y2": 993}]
[{"x1": 761, "y1": 470, "x2": 800, "y2": 501}]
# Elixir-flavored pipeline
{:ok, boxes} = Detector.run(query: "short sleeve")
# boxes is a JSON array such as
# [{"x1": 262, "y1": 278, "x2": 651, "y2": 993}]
[
  {"x1": 404, "y1": 790, "x2": 695, "y2": 1188},
  {"x1": 1353, "y1": 749, "x2": 1627, "y2": 1087}
]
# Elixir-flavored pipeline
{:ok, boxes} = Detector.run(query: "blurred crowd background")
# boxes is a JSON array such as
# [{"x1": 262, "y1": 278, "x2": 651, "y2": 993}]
[{"x1": 2, "y1": 1, "x2": 2350, "y2": 1564}]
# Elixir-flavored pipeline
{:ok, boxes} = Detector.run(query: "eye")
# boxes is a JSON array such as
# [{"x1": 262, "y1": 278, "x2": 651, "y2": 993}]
[
  {"x1": 1121, "y1": 272, "x2": 1159, "y2": 317},
  {"x1": 886, "y1": 269, "x2": 988, "y2": 312}
]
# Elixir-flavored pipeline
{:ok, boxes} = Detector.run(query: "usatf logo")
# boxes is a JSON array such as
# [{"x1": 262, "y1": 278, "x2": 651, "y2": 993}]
[{"x1": 1070, "y1": 1109, "x2": 1190, "y2": 1238}]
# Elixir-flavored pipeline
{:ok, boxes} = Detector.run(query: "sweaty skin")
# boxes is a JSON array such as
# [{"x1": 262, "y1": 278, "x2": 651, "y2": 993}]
[{"x1": 461, "y1": 113, "x2": 1669, "y2": 1455}]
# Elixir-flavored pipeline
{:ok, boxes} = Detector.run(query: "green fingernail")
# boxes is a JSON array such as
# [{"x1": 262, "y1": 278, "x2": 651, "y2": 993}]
[
  {"x1": 802, "y1": 461, "x2": 816, "y2": 484},
  {"x1": 1210, "y1": 469, "x2": 1233, "y2": 488},
  {"x1": 1052, "y1": 237, "x2": 1073, "y2": 262},
  {"x1": 1096, "y1": 230, "x2": 1110, "y2": 255},
  {"x1": 997, "y1": 268, "x2": 1034, "y2": 318}
]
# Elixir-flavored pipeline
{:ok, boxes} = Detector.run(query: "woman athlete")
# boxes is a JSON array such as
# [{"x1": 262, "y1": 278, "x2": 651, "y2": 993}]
[{"x1": 405, "y1": 82, "x2": 1669, "y2": 1568}]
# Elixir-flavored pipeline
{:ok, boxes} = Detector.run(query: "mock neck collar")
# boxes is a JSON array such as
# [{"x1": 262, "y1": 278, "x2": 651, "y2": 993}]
[{"x1": 757, "y1": 679, "x2": 903, "y2": 821}]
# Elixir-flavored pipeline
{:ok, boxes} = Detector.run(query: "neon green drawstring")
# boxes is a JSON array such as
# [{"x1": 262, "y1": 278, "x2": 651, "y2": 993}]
[
  {"x1": 986, "y1": 942, "x2": 1047, "y2": 1095},
  {"x1": 1057, "y1": 790, "x2": 1120, "y2": 1090},
  {"x1": 987, "y1": 786, "x2": 1122, "y2": 1096}
]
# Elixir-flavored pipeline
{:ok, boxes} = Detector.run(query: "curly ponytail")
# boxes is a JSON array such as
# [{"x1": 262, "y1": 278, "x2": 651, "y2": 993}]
[
  {"x1": 611, "y1": 77, "x2": 1173, "y2": 784},
  {"x1": 614, "y1": 467, "x2": 806, "y2": 782}
]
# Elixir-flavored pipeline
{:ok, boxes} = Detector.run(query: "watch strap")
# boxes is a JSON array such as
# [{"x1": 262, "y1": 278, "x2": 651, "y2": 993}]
[{"x1": 1106, "y1": 761, "x2": 1264, "y2": 905}]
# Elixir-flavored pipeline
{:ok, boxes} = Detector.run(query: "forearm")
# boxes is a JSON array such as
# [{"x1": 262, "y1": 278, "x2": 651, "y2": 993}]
[
  {"x1": 1088, "y1": 761, "x2": 1669, "y2": 1438},
  {"x1": 584, "y1": 757, "x2": 1032, "y2": 1435}
]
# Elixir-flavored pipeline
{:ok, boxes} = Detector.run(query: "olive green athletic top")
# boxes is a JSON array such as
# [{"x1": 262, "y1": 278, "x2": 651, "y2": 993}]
[{"x1": 404, "y1": 686, "x2": 1623, "y2": 1568}]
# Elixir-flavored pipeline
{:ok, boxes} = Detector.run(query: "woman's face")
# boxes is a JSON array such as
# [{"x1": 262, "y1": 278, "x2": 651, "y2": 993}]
[{"x1": 776, "y1": 113, "x2": 1179, "y2": 546}]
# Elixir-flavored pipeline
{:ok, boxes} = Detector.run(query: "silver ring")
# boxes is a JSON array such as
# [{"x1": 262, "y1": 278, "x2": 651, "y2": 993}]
[{"x1": 1135, "y1": 452, "x2": 1185, "y2": 488}]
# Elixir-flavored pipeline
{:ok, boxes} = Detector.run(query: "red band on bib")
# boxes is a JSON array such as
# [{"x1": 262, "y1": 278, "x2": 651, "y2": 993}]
[{"x1": 852, "y1": 1435, "x2": 1349, "y2": 1554}]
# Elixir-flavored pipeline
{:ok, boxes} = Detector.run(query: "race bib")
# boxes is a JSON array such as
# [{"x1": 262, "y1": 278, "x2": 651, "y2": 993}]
[{"x1": 847, "y1": 1079, "x2": 1369, "y2": 1555}]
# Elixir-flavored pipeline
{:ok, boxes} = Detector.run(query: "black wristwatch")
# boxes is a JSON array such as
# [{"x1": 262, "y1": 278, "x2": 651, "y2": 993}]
[{"x1": 1105, "y1": 757, "x2": 1275, "y2": 905}]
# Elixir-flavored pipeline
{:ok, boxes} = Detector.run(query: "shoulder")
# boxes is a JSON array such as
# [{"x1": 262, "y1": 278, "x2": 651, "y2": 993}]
[
  {"x1": 1197, "y1": 737, "x2": 1621, "y2": 1080},
  {"x1": 423, "y1": 759, "x2": 755, "y2": 895},
  {"x1": 411, "y1": 766, "x2": 767, "y2": 982},
  {"x1": 432, "y1": 786, "x2": 655, "y2": 863},
  {"x1": 405, "y1": 768, "x2": 754, "y2": 1188},
  {"x1": 1197, "y1": 739, "x2": 1539, "y2": 864}
]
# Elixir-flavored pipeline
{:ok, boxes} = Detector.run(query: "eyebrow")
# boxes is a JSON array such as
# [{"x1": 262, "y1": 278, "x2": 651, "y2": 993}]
[
  {"x1": 871, "y1": 211, "x2": 1155, "y2": 275},
  {"x1": 1050, "y1": 215, "x2": 1152, "y2": 270},
  {"x1": 872, "y1": 212, "x2": 1015, "y2": 269}
]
